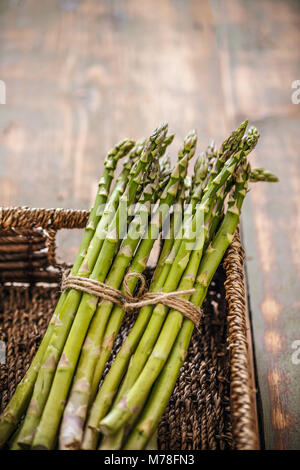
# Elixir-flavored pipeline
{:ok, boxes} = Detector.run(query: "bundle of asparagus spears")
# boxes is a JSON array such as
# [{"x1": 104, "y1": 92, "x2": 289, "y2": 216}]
[{"x1": 0, "y1": 122, "x2": 277, "y2": 450}]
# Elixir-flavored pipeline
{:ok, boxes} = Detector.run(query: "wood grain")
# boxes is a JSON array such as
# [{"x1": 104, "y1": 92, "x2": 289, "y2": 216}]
[
  {"x1": 0, "y1": 0, "x2": 227, "y2": 263},
  {"x1": 0, "y1": 0, "x2": 299, "y2": 449},
  {"x1": 212, "y1": 0, "x2": 300, "y2": 449}
]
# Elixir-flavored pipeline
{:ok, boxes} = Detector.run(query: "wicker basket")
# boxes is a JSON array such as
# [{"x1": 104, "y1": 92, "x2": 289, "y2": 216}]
[{"x1": 0, "y1": 207, "x2": 259, "y2": 450}]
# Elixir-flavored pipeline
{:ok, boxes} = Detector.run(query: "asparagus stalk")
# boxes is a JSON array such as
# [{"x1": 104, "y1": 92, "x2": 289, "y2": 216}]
[
  {"x1": 97, "y1": 208, "x2": 223, "y2": 447},
  {"x1": 99, "y1": 128, "x2": 259, "y2": 435},
  {"x1": 58, "y1": 181, "x2": 159, "y2": 449},
  {"x1": 16, "y1": 183, "x2": 130, "y2": 449},
  {"x1": 187, "y1": 123, "x2": 244, "y2": 246},
  {"x1": 124, "y1": 319, "x2": 193, "y2": 450},
  {"x1": 144, "y1": 428, "x2": 158, "y2": 450},
  {"x1": 159, "y1": 134, "x2": 174, "y2": 160},
  {"x1": 14, "y1": 142, "x2": 144, "y2": 450},
  {"x1": 9, "y1": 422, "x2": 24, "y2": 450},
  {"x1": 156, "y1": 126, "x2": 245, "y2": 293},
  {"x1": 125, "y1": 144, "x2": 278, "y2": 451},
  {"x1": 207, "y1": 169, "x2": 277, "y2": 252},
  {"x1": 81, "y1": 132, "x2": 197, "y2": 449},
  {"x1": 135, "y1": 133, "x2": 173, "y2": 202},
  {"x1": 250, "y1": 167, "x2": 279, "y2": 182},
  {"x1": 153, "y1": 134, "x2": 204, "y2": 281},
  {"x1": 207, "y1": 184, "x2": 229, "y2": 243},
  {"x1": 217, "y1": 121, "x2": 247, "y2": 168},
  {"x1": 208, "y1": 128, "x2": 275, "y2": 242},
  {"x1": 112, "y1": 192, "x2": 210, "y2": 403},
  {"x1": 100, "y1": 198, "x2": 211, "y2": 449},
  {"x1": 190, "y1": 152, "x2": 209, "y2": 212},
  {"x1": 98, "y1": 203, "x2": 209, "y2": 439},
  {"x1": 88, "y1": 127, "x2": 249, "y2": 443},
  {"x1": 124, "y1": 161, "x2": 250, "y2": 449},
  {"x1": 72, "y1": 138, "x2": 135, "y2": 273},
  {"x1": 150, "y1": 175, "x2": 188, "y2": 289},
  {"x1": 159, "y1": 154, "x2": 171, "y2": 178},
  {"x1": 58, "y1": 147, "x2": 170, "y2": 450},
  {"x1": 0, "y1": 138, "x2": 134, "y2": 447},
  {"x1": 206, "y1": 139, "x2": 217, "y2": 169},
  {"x1": 208, "y1": 147, "x2": 276, "y2": 245},
  {"x1": 1, "y1": 121, "x2": 274, "y2": 451},
  {"x1": 82, "y1": 225, "x2": 178, "y2": 449},
  {"x1": 91, "y1": 131, "x2": 196, "y2": 394},
  {"x1": 191, "y1": 150, "x2": 209, "y2": 193},
  {"x1": 28, "y1": 124, "x2": 167, "y2": 450},
  {"x1": 89, "y1": 159, "x2": 185, "y2": 394},
  {"x1": 205, "y1": 120, "x2": 248, "y2": 189},
  {"x1": 15, "y1": 126, "x2": 164, "y2": 449},
  {"x1": 153, "y1": 136, "x2": 201, "y2": 288}
]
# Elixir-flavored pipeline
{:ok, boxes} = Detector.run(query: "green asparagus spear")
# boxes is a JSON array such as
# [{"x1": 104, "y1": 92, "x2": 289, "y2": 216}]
[
  {"x1": 58, "y1": 140, "x2": 174, "y2": 449},
  {"x1": 81, "y1": 132, "x2": 197, "y2": 449},
  {"x1": 90, "y1": 128, "x2": 248, "y2": 444},
  {"x1": 99, "y1": 128, "x2": 259, "y2": 436},
  {"x1": 58, "y1": 181, "x2": 159, "y2": 449},
  {"x1": 0, "y1": 138, "x2": 134, "y2": 447},
  {"x1": 30, "y1": 124, "x2": 168, "y2": 450},
  {"x1": 250, "y1": 167, "x2": 279, "y2": 182},
  {"x1": 124, "y1": 161, "x2": 250, "y2": 449}
]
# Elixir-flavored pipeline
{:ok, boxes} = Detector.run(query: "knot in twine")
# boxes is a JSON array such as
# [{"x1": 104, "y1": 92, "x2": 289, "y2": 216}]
[{"x1": 61, "y1": 271, "x2": 202, "y2": 327}]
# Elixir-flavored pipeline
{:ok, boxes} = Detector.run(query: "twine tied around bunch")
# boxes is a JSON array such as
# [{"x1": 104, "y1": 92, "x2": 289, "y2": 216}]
[{"x1": 61, "y1": 271, "x2": 203, "y2": 327}]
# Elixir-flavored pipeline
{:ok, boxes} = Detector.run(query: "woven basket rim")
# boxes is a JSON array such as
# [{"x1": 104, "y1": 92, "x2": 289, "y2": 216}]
[{"x1": 0, "y1": 206, "x2": 259, "y2": 450}]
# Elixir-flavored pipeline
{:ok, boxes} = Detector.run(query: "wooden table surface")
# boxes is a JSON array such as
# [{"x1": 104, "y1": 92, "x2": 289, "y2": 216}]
[{"x1": 0, "y1": 0, "x2": 299, "y2": 449}]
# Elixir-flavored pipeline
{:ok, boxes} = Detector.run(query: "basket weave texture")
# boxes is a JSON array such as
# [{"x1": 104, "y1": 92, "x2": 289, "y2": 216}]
[{"x1": 0, "y1": 207, "x2": 258, "y2": 450}]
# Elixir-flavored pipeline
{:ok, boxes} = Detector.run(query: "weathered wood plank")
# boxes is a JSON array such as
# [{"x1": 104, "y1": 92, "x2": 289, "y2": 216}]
[
  {"x1": 212, "y1": 0, "x2": 300, "y2": 449},
  {"x1": 0, "y1": 1, "x2": 259, "y2": 445},
  {"x1": 2, "y1": 0, "x2": 297, "y2": 449},
  {"x1": 0, "y1": 0, "x2": 227, "y2": 264}
]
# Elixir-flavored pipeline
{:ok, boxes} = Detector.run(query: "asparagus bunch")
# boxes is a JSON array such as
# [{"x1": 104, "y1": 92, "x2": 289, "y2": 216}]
[
  {"x1": 30, "y1": 125, "x2": 171, "y2": 450},
  {"x1": 98, "y1": 127, "x2": 258, "y2": 439},
  {"x1": 0, "y1": 124, "x2": 166, "y2": 448},
  {"x1": 0, "y1": 137, "x2": 135, "y2": 446},
  {"x1": 125, "y1": 162, "x2": 251, "y2": 450},
  {"x1": 58, "y1": 131, "x2": 196, "y2": 450},
  {"x1": 97, "y1": 131, "x2": 273, "y2": 450},
  {"x1": 81, "y1": 133, "x2": 198, "y2": 450},
  {"x1": 82, "y1": 125, "x2": 253, "y2": 449},
  {"x1": 0, "y1": 120, "x2": 277, "y2": 451}
]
